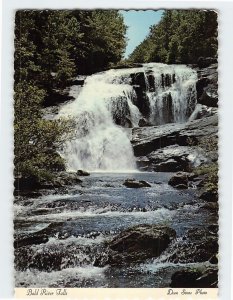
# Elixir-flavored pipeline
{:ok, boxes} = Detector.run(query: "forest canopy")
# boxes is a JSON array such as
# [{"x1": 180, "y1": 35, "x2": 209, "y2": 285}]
[
  {"x1": 14, "y1": 10, "x2": 127, "y2": 182},
  {"x1": 128, "y1": 10, "x2": 218, "y2": 64}
]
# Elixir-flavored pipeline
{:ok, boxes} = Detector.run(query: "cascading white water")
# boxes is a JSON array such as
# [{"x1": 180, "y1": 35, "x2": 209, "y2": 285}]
[
  {"x1": 58, "y1": 71, "x2": 138, "y2": 171},
  {"x1": 144, "y1": 63, "x2": 197, "y2": 125},
  {"x1": 58, "y1": 63, "x2": 197, "y2": 171}
]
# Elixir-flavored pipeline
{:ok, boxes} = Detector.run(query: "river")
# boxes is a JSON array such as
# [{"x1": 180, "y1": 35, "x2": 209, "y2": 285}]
[{"x1": 14, "y1": 63, "x2": 217, "y2": 288}]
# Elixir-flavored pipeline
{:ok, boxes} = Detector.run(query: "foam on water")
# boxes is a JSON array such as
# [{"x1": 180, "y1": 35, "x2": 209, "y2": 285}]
[
  {"x1": 15, "y1": 266, "x2": 108, "y2": 287},
  {"x1": 16, "y1": 207, "x2": 174, "y2": 223}
]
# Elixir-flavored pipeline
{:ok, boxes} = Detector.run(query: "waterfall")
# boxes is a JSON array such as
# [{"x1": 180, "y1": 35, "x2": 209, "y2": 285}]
[
  {"x1": 144, "y1": 63, "x2": 197, "y2": 125},
  {"x1": 58, "y1": 63, "x2": 197, "y2": 171}
]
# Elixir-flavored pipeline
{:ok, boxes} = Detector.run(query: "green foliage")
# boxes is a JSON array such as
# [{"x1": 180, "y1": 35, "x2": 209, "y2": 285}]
[
  {"x1": 70, "y1": 10, "x2": 127, "y2": 73},
  {"x1": 194, "y1": 163, "x2": 218, "y2": 193},
  {"x1": 14, "y1": 10, "x2": 127, "y2": 183},
  {"x1": 129, "y1": 10, "x2": 218, "y2": 64},
  {"x1": 14, "y1": 83, "x2": 69, "y2": 180}
]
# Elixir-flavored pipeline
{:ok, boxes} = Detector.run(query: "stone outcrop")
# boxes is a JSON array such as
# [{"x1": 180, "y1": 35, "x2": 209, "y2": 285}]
[
  {"x1": 168, "y1": 226, "x2": 218, "y2": 264},
  {"x1": 14, "y1": 171, "x2": 83, "y2": 197},
  {"x1": 77, "y1": 169, "x2": 90, "y2": 176},
  {"x1": 170, "y1": 268, "x2": 218, "y2": 288},
  {"x1": 106, "y1": 225, "x2": 176, "y2": 265},
  {"x1": 196, "y1": 63, "x2": 218, "y2": 107},
  {"x1": 199, "y1": 189, "x2": 218, "y2": 202},
  {"x1": 14, "y1": 222, "x2": 64, "y2": 248},
  {"x1": 123, "y1": 179, "x2": 151, "y2": 188},
  {"x1": 131, "y1": 115, "x2": 218, "y2": 171},
  {"x1": 136, "y1": 145, "x2": 209, "y2": 172},
  {"x1": 168, "y1": 172, "x2": 189, "y2": 189}
]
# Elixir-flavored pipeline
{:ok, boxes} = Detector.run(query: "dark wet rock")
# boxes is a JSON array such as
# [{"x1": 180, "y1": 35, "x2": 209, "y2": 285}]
[
  {"x1": 129, "y1": 71, "x2": 151, "y2": 117},
  {"x1": 14, "y1": 235, "x2": 49, "y2": 249},
  {"x1": 123, "y1": 179, "x2": 151, "y2": 188},
  {"x1": 14, "y1": 191, "x2": 43, "y2": 198},
  {"x1": 168, "y1": 172, "x2": 189, "y2": 188},
  {"x1": 209, "y1": 254, "x2": 218, "y2": 264},
  {"x1": 139, "y1": 180, "x2": 151, "y2": 187},
  {"x1": 138, "y1": 118, "x2": 151, "y2": 127},
  {"x1": 14, "y1": 172, "x2": 82, "y2": 196},
  {"x1": 44, "y1": 89, "x2": 74, "y2": 107},
  {"x1": 132, "y1": 115, "x2": 218, "y2": 157},
  {"x1": 14, "y1": 222, "x2": 64, "y2": 248},
  {"x1": 196, "y1": 64, "x2": 218, "y2": 80},
  {"x1": 168, "y1": 227, "x2": 218, "y2": 264},
  {"x1": 31, "y1": 208, "x2": 52, "y2": 215},
  {"x1": 57, "y1": 172, "x2": 83, "y2": 185},
  {"x1": 199, "y1": 189, "x2": 218, "y2": 202},
  {"x1": 130, "y1": 72, "x2": 147, "y2": 89},
  {"x1": 197, "y1": 57, "x2": 218, "y2": 68},
  {"x1": 77, "y1": 169, "x2": 90, "y2": 176},
  {"x1": 135, "y1": 145, "x2": 208, "y2": 172},
  {"x1": 208, "y1": 224, "x2": 219, "y2": 234},
  {"x1": 195, "y1": 63, "x2": 218, "y2": 108},
  {"x1": 174, "y1": 184, "x2": 188, "y2": 189},
  {"x1": 201, "y1": 202, "x2": 218, "y2": 212},
  {"x1": 170, "y1": 268, "x2": 218, "y2": 288},
  {"x1": 14, "y1": 175, "x2": 40, "y2": 192},
  {"x1": 132, "y1": 86, "x2": 151, "y2": 117},
  {"x1": 72, "y1": 78, "x2": 85, "y2": 86},
  {"x1": 46, "y1": 172, "x2": 83, "y2": 188},
  {"x1": 199, "y1": 84, "x2": 218, "y2": 107},
  {"x1": 146, "y1": 71, "x2": 155, "y2": 92},
  {"x1": 105, "y1": 224, "x2": 176, "y2": 265},
  {"x1": 196, "y1": 77, "x2": 210, "y2": 98}
]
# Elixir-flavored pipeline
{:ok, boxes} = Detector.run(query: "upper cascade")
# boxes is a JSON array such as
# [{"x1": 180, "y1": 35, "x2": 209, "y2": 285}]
[{"x1": 58, "y1": 63, "x2": 197, "y2": 171}]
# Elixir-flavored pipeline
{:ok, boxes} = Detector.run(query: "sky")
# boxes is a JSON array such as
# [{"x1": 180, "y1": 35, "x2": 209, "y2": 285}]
[{"x1": 121, "y1": 10, "x2": 164, "y2": 58}]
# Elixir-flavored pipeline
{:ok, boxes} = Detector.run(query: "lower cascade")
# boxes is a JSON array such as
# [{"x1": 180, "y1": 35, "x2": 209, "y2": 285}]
[{"x1": 58, "y1": 63, "x2": 197, "y2": 171}]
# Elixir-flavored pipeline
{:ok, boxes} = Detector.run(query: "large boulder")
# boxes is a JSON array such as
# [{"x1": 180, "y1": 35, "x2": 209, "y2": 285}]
[
  {"x1": 199, "y1": 189, "x2": 218, "y2": 202},
  {"x1": 135, "y1": 145, "x2": 209, "y2": 172},
  {"x1": 196, "y1": 63, "x2": 218, "y2": 107},
  {"x1": 131, "y1": 115, "x2": 218, "y2": 157},
  {"x1": 123, "y1": 179, "x2": 151, "y2": 188},
  {"x1": 199, "y1": 84, "x2": 218, "y2": 107},
  {"x1": 168, "y1": 172, "x2": 189, "y2": 189},
  {"x1": 107, "y1": 224, "x2": 176, "y2": 264},
  {"x1": 168, "y1": 227, "x2": 218, "y2": 264},
  {"x1": 170, "y1": 268, "x2": 218, "y2": 288},
  {"x1": 14, "y1": 222, "x2": 64, "y2": 248},
  {"x1": 77, "y1": 169, "x2": 90, "y2": 176},
  {"x1": 189, "y1": 104, "x2": 217, "y2": 121}
]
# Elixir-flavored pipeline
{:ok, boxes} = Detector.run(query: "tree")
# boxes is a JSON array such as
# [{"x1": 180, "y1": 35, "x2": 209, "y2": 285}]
[
  {"x1": 14, "y1": 10, "x2": 127, "y2": 182},
  {"x1": 129, "y1": 10, "x2": 218, "y2": 64}
]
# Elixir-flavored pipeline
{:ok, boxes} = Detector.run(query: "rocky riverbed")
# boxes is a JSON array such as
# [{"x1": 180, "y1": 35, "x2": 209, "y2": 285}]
[
  {"x1": 14, "y1": 62, "x2": 218, "y2": 288},
  {"x1": 14, "y1": 170, "x2": 218, "y2": 288}
]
